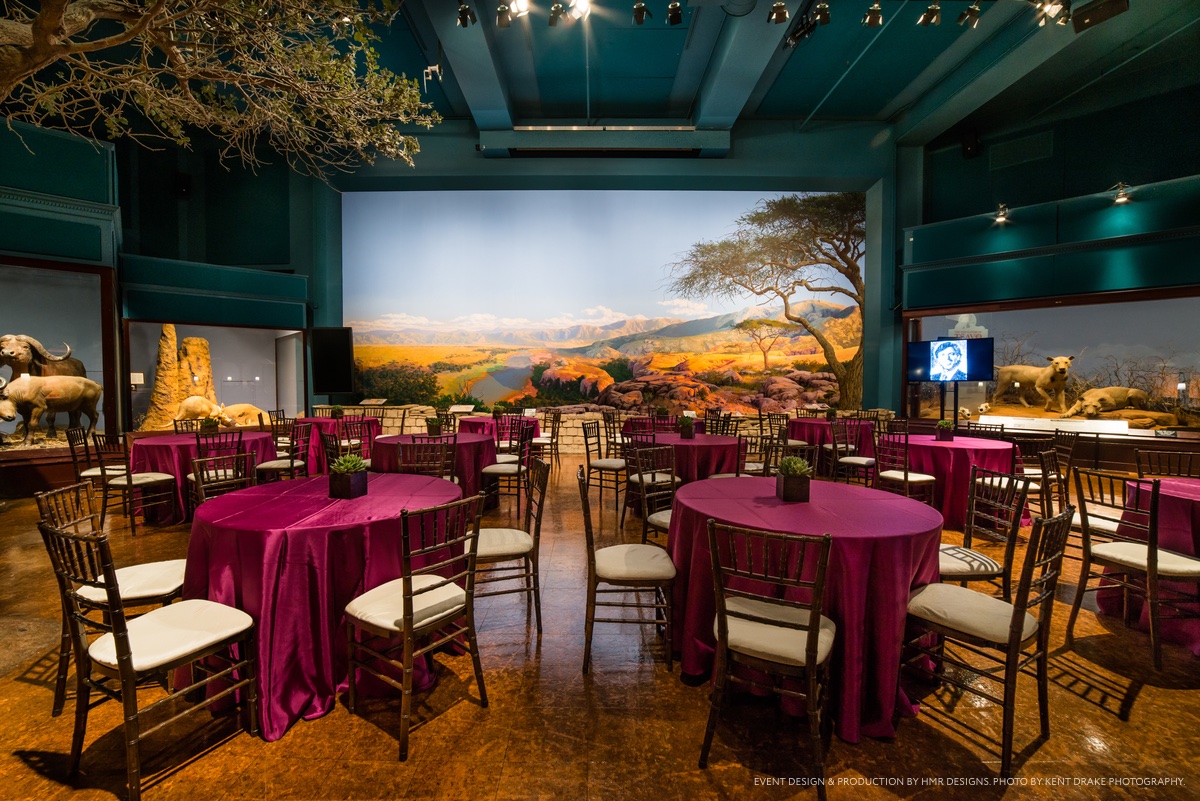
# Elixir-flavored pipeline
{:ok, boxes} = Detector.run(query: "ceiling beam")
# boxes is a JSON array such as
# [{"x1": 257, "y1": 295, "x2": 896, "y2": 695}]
[
  {"x1": 693, "y1": 3, "x2": 790, "y2": 136},
  {"x1": 418, "y1": 0, "x2": 515, "y2": 132}
]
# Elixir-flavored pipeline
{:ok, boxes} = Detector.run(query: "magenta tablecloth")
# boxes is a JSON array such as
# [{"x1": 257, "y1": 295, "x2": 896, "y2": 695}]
[
  {"x1": 786, "y1": 418, "x2": 876, "y2": 457},
  {"x1": 184, "y1": 473, "x2": 463, "y2": 741},
  {"x1": 458, "y1": 416, "x2": 540, "y2": 439},
  {"x1": 1097, "y1": 477, "x2": 1200, "y2": 655},
  {"x1": 668, "y1": 477, "x2": 943, "y2": 743},
  {"x1": 372, "y1": 433, "x2": 498, "y2": 498},
  {"x1": 655, "y1": 432, "x2": 740, "y2": 483},
  {"x1": 130, "y1": 431, "x2": 276, "y2": 524},
  {"x1": 296, "y1": 417, "x2": 382, "y2": 474},
  {"x1": 906, "y1": 434, "x2": 1016, "y2": 531}
]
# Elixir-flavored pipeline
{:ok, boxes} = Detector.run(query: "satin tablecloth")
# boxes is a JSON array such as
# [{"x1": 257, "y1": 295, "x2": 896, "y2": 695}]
[
  {"x1": 130, "y1": 431, "x2": 276, "y2": 524},
  {"x1": 295, "y1": 417, "x2": 382, "y2": 474},
  {"x1": 786, "y1": 418, "x2": 876, "y2": 457},
  {"x1": 184, "y1": 472, "x2": 463, "y2": 741},
  {"x1": 906, "y1": 434, "x2": 1016, "y2": 531},
  {"x1": 372, "y1": 433, "x2": 498, "y2": 498},
  {"x1": 1098, "y1": 477, "x2": 1200, "y2": 655},
  {"x1": 668, "y1": 477, "x2": 943, "y2": 743},
  {"x1": 458, "y1": 415, "x2": 540, "y2": 439}
]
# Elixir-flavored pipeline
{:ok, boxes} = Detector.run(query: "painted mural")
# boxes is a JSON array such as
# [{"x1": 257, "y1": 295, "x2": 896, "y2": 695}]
[{"x1": 342, "y1": 190, "x2": 866, "y2": 413}]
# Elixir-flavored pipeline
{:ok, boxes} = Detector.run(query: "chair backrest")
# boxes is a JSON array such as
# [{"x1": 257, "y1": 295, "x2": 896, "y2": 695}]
[
  {"x1": 633, "y1": 445, "x2": 676, "y2": 517},
  {"x1": 874, "y1": 430, "x2": 911, "y2": 476},
  {"x1": 601, "y1": 408, "x2": 623, "y2": 445},
  {"x1": 196, "y1": 429, "x2": 244, "y2": 457},
  {"x1": 876, "y1": 416, "x2": 906, "y2": 437},
  {"x1": 35, "y1": 481, "x2": 100, "y2": 535},
  {"x1": 193, "y1": 452, "x2": 256, "y2": 504},
  {"x1": 1073, "y1": 469, "x2": 1159, "y2": 554},
  {"x1": 520, "y1": 458, "x2": 551, "y2": 540},
  {"x1": 340, "y1": 419, "x2": 371, "y2": 459},
  {"x1": 581, "y1": 421, "x2": 606, "y2": 465},
  {"x1": 707, "y1": 521, "x2": 833, "y2": 670},
  {"x1": 271, "y1": 415, "x2": 295, "y2": 441},
  {"x1": 794, "y1": 408, "x2": 822, "y2": 418},
  {"x1": 311, "y1": 407, "x2": 334, "y2": 418},
  {"x1": 577, "y1": 466, "x2": 600, "y2": 575},
  {"x1": 285, "y1": 422, "x2": 314, "y2": 474},
  {"x1": 397, "y1": 495, "x2": 485, "y2": 624},
  {"x1": 761, "y1": 412, "x2": 789, "y2": 441},
  {"x1": 173, "y1": 418, "x2": 205, "y2": 433},
  {"x1": 626, "y1": 416, "x2": 654, "y2": 434},
  {"x1": 541, "y1": 408, "x2": 562, "y2": 439},
  {"x1": 65, "y1": 427, "x2": 93, "y2": 477},
  {"x1": 399, "y1": 435, "x2": 456, "y2": 479},
  {"x1": 829, "y1": 418, "x2": 856, "y2": 456},
  {"x1": 360, "y1": 405, "x2": 386, "y2": 420},
  {"x1": 1037, "y1": 449, "x2": 1070, "y2": 516},
  {"x1": 320, "y1": 431, "x2": 342, "y2": 467},
  {"x1": 341, "y1": 406, "x2": 366, "y2": 419},
  {"x1": 91, "y1": 433, "x2": 130, "y2": 476},
  {"x1": 1008, "y1": 506, "x2": 1076, "y2": 632},
  {"x1": 1008, "y1": 434, "x2": 1054, "y2": 472},
  {"x1": 652, "y1": 414, "x2": 678, "y2": 433},
  {"x1": 502, "y1": 417, "x2": 537, "y2": 465},
  {"x1": 965, "y1": 421, "x2": 1006, "y2": 440},
  {"x1": 1136, "y1": 449, "x2": 1200, "y2": 479},
  {"x1": 964, "y1": 466, "x2": 1032, "y2": 558}
]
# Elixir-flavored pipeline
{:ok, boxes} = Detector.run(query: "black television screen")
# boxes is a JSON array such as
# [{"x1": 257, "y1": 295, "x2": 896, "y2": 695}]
[
  {"x1": 310, "y1": 327, "x2": 355, "y2": 394},
  {"x1": 906, "y1": 338, "x2": 994, "y2": 382}
]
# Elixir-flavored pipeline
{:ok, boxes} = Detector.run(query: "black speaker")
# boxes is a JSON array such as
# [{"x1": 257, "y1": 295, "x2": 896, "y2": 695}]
[
  {"x1": 1072, "y1": 0, "x2": 1129, "y2": 33},
  {"x1": 310, "y1": 327, "x2": 355, "y2": 395},
  {"x1": 961, "y1": 130, "x2": 981, "y2": 159}
]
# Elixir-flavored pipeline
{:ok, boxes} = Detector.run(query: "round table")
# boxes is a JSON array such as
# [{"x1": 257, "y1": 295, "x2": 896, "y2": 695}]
[
  {"x1": 458, "y1": 415, "x2": 540, "y2": 439},
  {"x1": 295, "y1": 417, "x2": 382, "y2": 474},
  {"x1": 130, "y1": 431, "x2": 277, "y2": 524},
  {"x1": 668, "y1": 477, "x2": 944, "y2": 743},
  {"x1": 786, "y1": 418, "x2": 875, "y2": 456},
  {"x1": 906, "y1": 434, "x2": 1016, "y2": 531},
  {"x1": 372, "y1": 432, "x2": 498, "y2": 498},
  {"x1": 184, "y1": 473, "x2": 463, "y2": 741},
  {"x1": 652, "y1": 432, "x2": 740, "y2": 483}
]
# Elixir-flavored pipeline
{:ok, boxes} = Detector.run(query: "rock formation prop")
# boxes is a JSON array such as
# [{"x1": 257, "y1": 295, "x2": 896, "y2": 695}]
[{"x1": 139, "y1": 324, "x2": 221, "y2": 430}]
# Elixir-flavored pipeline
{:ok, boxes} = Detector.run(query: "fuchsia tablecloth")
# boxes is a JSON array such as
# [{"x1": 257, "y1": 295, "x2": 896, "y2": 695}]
[
  {"x1": 668, "y1": 477, "x2": 944, "y2": 744},
  {"x1": 458, "y1": 416, "x2": 541, "y2": 439},
  {"x1": 906, "y1": 434, "x2": 1016, "y2": 531},
  {"x1": 295, "y1": 417, "x2": 381, "y2": 474},
  {"x1": 372, "y1": 433, "x2": 498, "y2": 498},
  {"x1": 184, "y1": 473, "x2": 463, "y2": 741},
  {"x1": 130, "y1": 431, "x2": 276, "y2": 524},
  {"x1": 652, "y1": 432, "x2": 740, "y2": 483},
  {"x1": 786, "y1": 418, "x2": 876, "y2": 457},
  {"x1": 1097, "y1": 477, "x2": 1200, "y2": 655}
]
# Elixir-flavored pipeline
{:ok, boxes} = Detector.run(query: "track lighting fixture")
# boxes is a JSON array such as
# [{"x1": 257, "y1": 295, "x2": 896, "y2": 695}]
[
  {"x1": 511, "y1": 0, "x2": 529, "y2": 17},
  {"x1": 1110, "y1": 182, "x2": 1131, "y2": 204},
  {"x1": 457, "y1": 2, "x2": 477, "y2": 27},
  {"x1": 815, "y1": 2, "x2": 830, "y2": 25},
  {"x1": 918, "y1": 3, "x2": 941, "y2": 27},
  {"x1": 497, "y1": 3, "x2": 511, "y2": 27},
  {"x1": 958, "y1": 2, "x2": 981, "y2": 28},
  {"x1": 667, "y1": 1, "x2": 682, "y2": 25},
  {"x1": 768, "y1": 2, "x2": 789, "y2": 24},
  {"x1": 862, "y1": 2, "x2": 883, "y2": 28},
  {"x1": 549, "y1": 2, "x2": 566, "y2": 25},
  {"x1": 995, "y1": 203, "x2": 1008, "y2": 223},
  {"x1": 633, "y1": 1, "x2": 651, "y2": 24},
  {"x1": 784, "y1": 13, "x2": 819, "y2": 47},
  {"x1": 569, "y1": 0, "x2": 590, "y2": 20}
]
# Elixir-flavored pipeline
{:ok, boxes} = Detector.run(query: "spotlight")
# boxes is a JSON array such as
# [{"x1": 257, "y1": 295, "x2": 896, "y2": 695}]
[
  {"x1": 511, "y1": 0, "x2": 530, "y2": 17},
  {"x1": 633, "y1": 1, "x2": 651, "y2": 24},
  {"x1": 785, "y1": 14, "x2": 818, "y2": 47},
  {"x1": 497, "y1": 3, "x2": 511, "y2": 26},
  {"x1": 457, "y1": 2, "x2": 477, "y2": 26},
  {"x1": 549, "y1": 2, "x2": 566, "y2": 25},
  {"x1": 569, "y1": 0, "x2": 590, "y2": 20},
  {"x1": 667, "y1": 1, "x2": 682, "y2": 25},
  {"x1": 918, "y1": 3, "x2": 941, "y2": 26},
  {"x1": 815, "y1": 2, "x2": 829, "y2": 25},
  {"x1": 995, "y1": 203, "x2": 1008, "y2": 223},
  {"x1": 768, "y1": 1, "x2": 789, "y2": 24},
  {"x1": 1110, "y1": 182, "x2": 1131, "y2": 204},
  {"x1": 862, "y1": 2, "x2": 882, "y2": 27},
  {"x1": 957, "y1": 2, "x2": 981, "y2": 28},
  {"x1": 1056, "y1": 1, "x2": 1072, "y2": 25}
]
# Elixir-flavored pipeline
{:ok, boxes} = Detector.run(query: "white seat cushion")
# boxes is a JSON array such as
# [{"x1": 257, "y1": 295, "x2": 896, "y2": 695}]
[
  {"x1": 80, "y1": 465, "x2": 121, "y2": 478},
  {"x1": 627, "y1": 472, "x2": 681, "y2": 485},
  {"x1": 838, "y1": 456, "x2": 876, "y2": 467},
  {"x1": 477, "y1": 527, "x2": 534, "y2": 560},
  {"x1": 595, "y1": 544, "x2": 676, "y2": 582},
  {"x1": 345, "y1": 574, "x2": 466, "y2": 633},
  {"x1": 878, "y1": 469, "x2": 936, "y2": 483},
  {"x1": 908, "y1": 583, "x2": 1037, "y2": 644},
  {"x1": 589, "y1": 458, "x2": 626, "y2": 471},
  {"x1": 1090, "y1": 542, "x2": 1200, "y2": 577},
  {"x1": 77, "y1": 559, "x2": 186, "y2": 604},
  {"x1": 186, "y1": 469, "x2": 235, "y2": 483},
  {"x1": 109, "y1": 472, "x2": 175, "y2": 486},
  {"x1": 708, "y1": 473, "x2": 738, "y2": 479},
  {"x1": 939, "y1": 544, "x2": 1002, "y2": 577},
  {"x1": 718, "y1": 596, "x2": 836, "y2": 667},
  {"x1": 531, "y1": 437, "x2": 552, "y2": 445},
  {"x1": 1073, "y1": 510, "x2": 1121, "y2": 535},
  {"x1": 976, "y1": 475, "x2": 1042, "y2": 493},
  {"x1": 89, "y1": 599, "x2": 253, "y2": 672},
  {"x1": 786, "y1": 439, "x2": 807, "y2": 448},
  {"x1": 482, "y1": 463, "x2": 524, "y2": 476},
  {"x1": 646, "y1": 510, "x2": 672, "y2": 530},
  {"x1": 496, "y1": 454, "x2": 521, "y2": 464},
  {"x1": 822, "y1": 443, "x2": 857, "y2": 452},
  {"x1": 256, "y1": 458, "x2": 300, "y2": 471}
]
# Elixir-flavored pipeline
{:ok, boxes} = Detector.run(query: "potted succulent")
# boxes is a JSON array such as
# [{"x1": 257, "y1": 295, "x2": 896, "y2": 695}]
[
  {"x1": 329, "y1": 405, "x2": 344, "y2": 420},
  {"x1": 329, "y1": 453, "x2": 369, "y2": 499},
  {"x1": 653, "y1": 404, "x2": 670, "y2": 418},
  {"x1": 425, "y1": 416, "x2": 443, "y2": 435},
  {"x1": 678, "y1": 415, "x2": 696, "y2": 440},
  {"x1": 824, "y1": 407, "x2": 837, "y2": 422},
  {"x1": 935, "y1": 419, "x2": 955, "y2": 442},
  {"x1": 200, "y1": 415, "x2": 220, "y2": 431},
  {"x1": 775, "y1": 455, "x2": 814, "y2": 502}
]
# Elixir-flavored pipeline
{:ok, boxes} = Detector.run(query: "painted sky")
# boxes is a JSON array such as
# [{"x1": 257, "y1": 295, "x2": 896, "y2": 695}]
[{"x1": 342, "y1": 190, "x2": 806, "y2": 333}]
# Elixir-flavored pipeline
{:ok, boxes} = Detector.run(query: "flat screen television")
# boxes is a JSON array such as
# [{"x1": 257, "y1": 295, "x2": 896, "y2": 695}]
[{"x1": 906, "y1": 338, "x2": 994, "y2": 382}]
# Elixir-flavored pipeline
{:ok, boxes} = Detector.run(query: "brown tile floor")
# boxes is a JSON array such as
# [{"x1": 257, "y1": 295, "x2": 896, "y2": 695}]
[{"x1": 2, "y1": 456, "x2": 1199, "y2": 800}]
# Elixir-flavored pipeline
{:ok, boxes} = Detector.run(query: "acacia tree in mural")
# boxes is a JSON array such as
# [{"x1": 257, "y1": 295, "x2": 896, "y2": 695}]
[
  {"x1": 0, "y1": 1, "x2": 437, "y2": 175},
  {"x1": 668, "y1": 192, "x2": 867, "y2": 408},
  {"x1": 734, "y1": 318, "x2": 795, "y2": 371}
]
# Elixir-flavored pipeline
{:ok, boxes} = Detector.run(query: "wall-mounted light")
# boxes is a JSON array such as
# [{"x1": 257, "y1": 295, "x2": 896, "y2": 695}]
[
  {"x1": 768, "y1": 1, "x2": 789, "y2": 24},
  {"x1": 995, "y1": 203, "x2": 1009, "y2": 223},
  {"x1": 130, "y1": 372, "x2": 145, "y2": 392},
  {"x1": 862, "y1": 2, "x2": 883, "y2": 27},
  {"x1": 1110, "y1": 182, "x2": 1131, "y2": 204},
  {"x1": 918, "y1": 3, "x2": 941, "y2": 27},
  {"x1": 958, "y1": 2, "x2": 981, "y2": 28},
  {"x1": 633, "y1": 1, "x2": 651, "y2": 24}
]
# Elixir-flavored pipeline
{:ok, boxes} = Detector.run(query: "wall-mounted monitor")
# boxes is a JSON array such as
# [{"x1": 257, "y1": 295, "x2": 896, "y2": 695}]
[
  {"x1": 310, "y1": 327, "x2": 355, "y2": 394},
  {"x1": 906, "y1": 338, "x2": 994, "y2": 382}
]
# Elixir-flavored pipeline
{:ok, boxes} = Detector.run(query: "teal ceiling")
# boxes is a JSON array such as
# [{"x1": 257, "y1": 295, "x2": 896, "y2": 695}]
[{"x1": 378, "y1": 0, "x2": 1199, "y2": 155}]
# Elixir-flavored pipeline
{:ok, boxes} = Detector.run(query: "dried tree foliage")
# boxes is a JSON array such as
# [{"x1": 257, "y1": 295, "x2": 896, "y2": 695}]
[{"x1": 0, "y1": 0, "x2": 439, "y2": 175}]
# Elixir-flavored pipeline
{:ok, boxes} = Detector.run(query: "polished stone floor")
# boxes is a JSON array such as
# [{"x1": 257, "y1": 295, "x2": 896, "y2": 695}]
[{"x1": 1, "y1": 455, "x2": 1198, "y2": 800}]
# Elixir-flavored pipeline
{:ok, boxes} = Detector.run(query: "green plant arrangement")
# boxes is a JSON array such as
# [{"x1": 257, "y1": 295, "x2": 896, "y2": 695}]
[
  {"x1": 329, "y1": 454, "x2": 368, "y2": 499},
  {"x1": 935, "y1": 419, "x2": 955, "y2": 441},
  {"x1": 425, "y1": 417, "x2": 443, "y2": 435},
  {"x1": 330, "y1": 405, "x2": 344, "y2": 419},
  {"x1": 776, "y1": 456, "x2": 814, "y2": 502},
  {"x1": 200, "y1": 416, "x2": 220, "y2": 429},
  {"x1": 678, "y1": 415, "x2": 696, "y2": 439}
]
